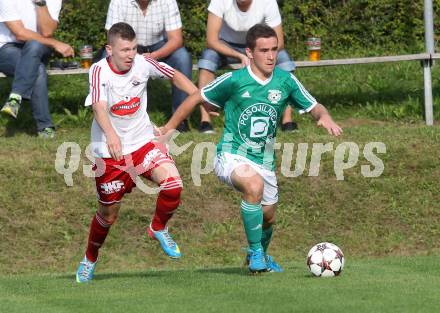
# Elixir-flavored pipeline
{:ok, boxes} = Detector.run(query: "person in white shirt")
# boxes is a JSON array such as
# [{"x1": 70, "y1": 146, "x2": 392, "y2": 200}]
[
  {"x1": 197, "y1": 0, "x2": 298, "y2": 134},
  {"x1": 0, "y1": 0, "x2": 74, "y2": 138},
  {"x1": 75, "y1": 22, "x2": 198, "y2": 283}
]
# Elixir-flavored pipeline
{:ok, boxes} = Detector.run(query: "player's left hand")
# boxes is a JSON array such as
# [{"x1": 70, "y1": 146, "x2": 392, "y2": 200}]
[
  {"x1": 143, "y1": 52, "x2": 157, "y2": 60},
  {"x1": 154, "y1": 125, "x2": 176, "y2": 145},
  {"x1": 317, "y1": 115, "x2": 343, "y2": 136}
]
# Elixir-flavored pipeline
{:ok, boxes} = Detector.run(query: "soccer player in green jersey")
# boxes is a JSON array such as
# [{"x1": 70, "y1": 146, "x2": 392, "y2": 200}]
[{"x1": 160, "y1": 23, "x2": 342, "y2": 273}]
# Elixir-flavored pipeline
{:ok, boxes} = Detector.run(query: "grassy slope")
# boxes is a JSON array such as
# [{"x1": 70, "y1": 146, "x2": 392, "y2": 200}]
[
  {"x1": 0, "y1": 121, "x2": 439, "y2": 275},
  {"x1": 0, "y1": 256, "x2": 439, "y2": 313},
  {"x1": 0, "y1": 61, "x2": 439, "y2": 275}
]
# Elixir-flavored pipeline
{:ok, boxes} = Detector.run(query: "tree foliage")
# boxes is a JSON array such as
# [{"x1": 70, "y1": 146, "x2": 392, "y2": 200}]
[{"x1": 55, "y1": 0, "x2": 439, "y2": 59}]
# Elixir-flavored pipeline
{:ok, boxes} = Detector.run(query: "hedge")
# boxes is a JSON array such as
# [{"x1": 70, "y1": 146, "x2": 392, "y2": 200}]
[{"x1": 55, "y1": 0, "x2": 439, "y2": 60}]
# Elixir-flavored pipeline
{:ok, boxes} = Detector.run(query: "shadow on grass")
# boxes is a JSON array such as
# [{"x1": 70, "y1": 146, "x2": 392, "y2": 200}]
[
  {"x1": 195, "y1": 266, "x2": 247, "y2": 276},
  {"x1": 1, "y1": 105, "x2": 37, "y2": 137},
  {"x1": 57, "y1": 266, "x2": 250, "y2": 282}
]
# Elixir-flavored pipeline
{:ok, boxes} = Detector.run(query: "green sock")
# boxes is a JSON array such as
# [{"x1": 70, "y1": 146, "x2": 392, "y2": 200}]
[
  {"x1": 261, "y1": 225, "x2": 273, "y2": 253},
  {"x1": 240, "y1": 200, "x2": 263, "y2": 251}
]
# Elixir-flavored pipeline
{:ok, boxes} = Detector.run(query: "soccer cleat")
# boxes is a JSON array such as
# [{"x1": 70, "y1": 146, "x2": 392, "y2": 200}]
[
  {"x1": 198, "y1": 121, "x2": 215, "y2": 134},
  {"x1": 176, "y1": 120, "x2": 190, "y2": 133},
  {"x1": 147, "y1": 224, "x2": 181, "y2": 259},
  {"x1": 1, "y1": 94, "x2": 21, "y2": 118},
  {"x1": 281, "y1": 121, "x2": 299, "y2": 132},
  {"x1": 265, "y1": 255, "x2": 283, "y2": 272},
  {"x1": 37, "y1": 127, "x2": 55, "y2": 139},
  {"x1": 248, "y1": 248, "x2": 267, "y2": 273},
  {"x1": 76, "y1": 256, "x2": 97, "y2": 283}
]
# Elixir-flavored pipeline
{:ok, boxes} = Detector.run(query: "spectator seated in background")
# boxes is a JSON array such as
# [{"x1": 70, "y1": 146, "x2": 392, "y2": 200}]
[
  {"x1": 197, "y1": 0, "x2": 298, "y2": 134},
  {"x1": 0, "y1": 0, "x2": 74, "y2": 138},
  {"x1": 105, "y1": 0, "x2": 193, "y2": 132}
]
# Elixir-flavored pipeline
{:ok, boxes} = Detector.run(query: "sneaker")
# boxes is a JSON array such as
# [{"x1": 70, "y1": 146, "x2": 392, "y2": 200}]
[
  {"x1": 37, "y1": 127, "x2": 55, "y2": 139},
  {"x1": 63, "y1": 61, "x2": 80, "y2": 69},
  {"x1": 198, "y1": 121, "x2": 215, "y2": 134},
  {"x1": 49, "y1": 60, "x2": 80, "y2": 70},
  {"x1": 1, "y1": 94, "x2": 21, "y2": 118},
  {"x1": 76, "y1": 256, "x2": 97, "y2": 283},
  {"x1": 281, "y1": 121, "x2": 298, "y2": 132},
  {"x1": 176, "y1": 120, "x2": 190, "y2": 133},
  {"x1": 265, "y1": 255, "x2": 283, "y2": 272},
  {"x1": 147, "y1": 224, "x2": 181, "y2": 259},
  {"x1": 248, "y1": 248, "x2": 267, "y2": 273},
  {"x1": 49, "y1": 59, "x2": 64, "y2": 70}
]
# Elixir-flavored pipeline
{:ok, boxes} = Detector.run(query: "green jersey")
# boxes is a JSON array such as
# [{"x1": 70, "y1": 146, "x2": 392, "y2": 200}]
[{"x1": 201, "y1": 66, "x2": 317, "y2": 170}]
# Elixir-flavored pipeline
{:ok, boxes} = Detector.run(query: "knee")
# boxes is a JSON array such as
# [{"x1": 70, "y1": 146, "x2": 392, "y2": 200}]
[
  {"x1": 276, "y1": 49, "x2": 295, "y2": 72},
  {"x1": 173, "y1": 47, "x2": 191, "y2": 63},
  {"x1": 244, "y1": 181, "x2": 264, "y2": 203},
  {"x1": 37, "y1": 63, "x2": 47, "y2": 76},
  {"x1": 197, "y1": 48, "x2": 220, "y2": 72},
  {"x1": 97, "y1": 202, "x2": 121, "y2": 224},
  {"x1": 23, "y1": 40, "x2": 47, "y2": 56},
  {"x1": 34, "y1": 64, "x2": 48, "y2": 85},
  {"x1": 97, "y1": 207, "x2": 119, "y2": 224},
  {"x1": 169, "y1": 48, "x2": 192, "y2": 72}
]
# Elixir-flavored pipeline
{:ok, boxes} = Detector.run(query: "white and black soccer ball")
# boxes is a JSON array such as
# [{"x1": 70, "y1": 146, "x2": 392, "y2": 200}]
[{"x1": 307, "y1": 242, "x2": 345, "y2": 277}]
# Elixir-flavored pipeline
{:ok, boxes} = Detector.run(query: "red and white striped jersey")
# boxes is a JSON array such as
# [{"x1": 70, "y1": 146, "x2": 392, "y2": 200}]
[{"x1": 85, "y1": 54, "x2": 174, "y2": 158}]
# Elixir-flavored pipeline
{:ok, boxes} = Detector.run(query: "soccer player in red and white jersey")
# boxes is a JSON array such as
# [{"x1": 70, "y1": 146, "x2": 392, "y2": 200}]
[{"x1": 76, "y1": 22, "x2": 198, "y2": 283}]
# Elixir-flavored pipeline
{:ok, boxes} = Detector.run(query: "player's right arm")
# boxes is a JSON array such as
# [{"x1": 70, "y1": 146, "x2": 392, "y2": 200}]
[
  {"x1": 205, "y1": 13, "x2": 249, "y2": 67},
  {"x1": 92, "y1": 101, "x2": 123, "y2": 161},
  {"x1": 162, "y1": 90, "x2": 204, "y2": 134},
  {"x1": 85, "y1": 64, "x2": 122, "y2": 160},
  {"x1": 162, "y1": 71, "x2": 233, "y2": 134}
]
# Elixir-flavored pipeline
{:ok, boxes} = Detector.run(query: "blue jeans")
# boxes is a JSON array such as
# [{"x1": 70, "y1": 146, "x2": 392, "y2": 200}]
[
  {"x1": 139, "y1": 40, "x2": 193, "y2": 113},
  {"x1": 0, "y1": 41, "x2": 53, "y2": 131},
  {"x1": 197, "y1": 41, "x2": 296, "y2": 72}
]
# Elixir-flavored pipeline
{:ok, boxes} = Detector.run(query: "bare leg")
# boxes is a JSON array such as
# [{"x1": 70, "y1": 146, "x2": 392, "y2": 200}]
[
  {"x1": 198, "y1": 69, "x2": 215, "y2": 125},
  {"x1": 282, "y1": 106, "x2": 293, "y2": 125}
]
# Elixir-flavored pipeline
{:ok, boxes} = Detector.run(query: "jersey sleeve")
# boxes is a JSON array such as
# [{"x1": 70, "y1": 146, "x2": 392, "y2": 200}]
[
  {"x1": 287, "y1": 73, "x2": 318, "y2": 114},
  {"x1": 163, "y1": 0, "x2": 182, "y2": 31},
  {"x1": 85, "y1": 64, "x2": 107, "y2": 106},
  {"x1": 46, "y1": 0, "x2": 62, "y2": 22},
  {"x1": 200, "y1": 72, "x2": 233, "y2": 109},
  {"x1": 143, "y1": 56, "x2": 175, "y2": 80},
  {"x1": 207, "y1": 0, "x2": 226, "y2": 18},
  {"x1": 264, "y1": 0, "x2": 282, "y2": 27},
  {"x1": 0, "y1": 1, "x2": 20, "y2": 21},
  {"x1": 105, "y1": 0, "x2": 123, "y2": 30}
]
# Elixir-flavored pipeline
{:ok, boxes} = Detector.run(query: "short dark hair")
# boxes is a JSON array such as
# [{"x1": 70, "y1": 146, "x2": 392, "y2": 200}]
[
  {"x1": 107, "y1": 22, "x2": 136, "y2": 45},
  {"x1": 246, "y1": 24, "x2": 278, "y2": 50}
]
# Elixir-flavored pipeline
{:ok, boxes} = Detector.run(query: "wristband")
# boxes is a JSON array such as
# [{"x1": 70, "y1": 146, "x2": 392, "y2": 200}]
[{"x1": 35, "y1": 0, "x2": 47, "y2": 7}]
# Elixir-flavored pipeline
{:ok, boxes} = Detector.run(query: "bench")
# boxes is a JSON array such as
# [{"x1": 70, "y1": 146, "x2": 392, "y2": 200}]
[
  {"x1": 0, "y1": 52, "x2": 436, "y2": 75},
  {"x1": 1, "y1": 53, "x2": 437, "y2": 124}
]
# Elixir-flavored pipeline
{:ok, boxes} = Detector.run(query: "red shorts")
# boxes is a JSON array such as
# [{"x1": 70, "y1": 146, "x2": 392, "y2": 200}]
[{"x1": 94, "y1": 141, "x2": 174, "y2": 204}]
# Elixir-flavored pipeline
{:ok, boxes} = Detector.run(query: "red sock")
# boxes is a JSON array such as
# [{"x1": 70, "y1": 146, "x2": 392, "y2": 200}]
[
  {"x1": 151, "y1": 177, "x2": 182, "y2": 231},
  {"x1": 85, "y1": 212, "x2": 113, "y2": 262}
]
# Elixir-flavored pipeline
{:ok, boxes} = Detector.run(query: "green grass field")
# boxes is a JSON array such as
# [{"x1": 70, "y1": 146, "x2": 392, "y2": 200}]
[
  {"x1": 1, "y1": 62, "x2": 440, "y2": 312},
  {"x1": 1, "y1": 256, "x2": 439, "y2": 313}
]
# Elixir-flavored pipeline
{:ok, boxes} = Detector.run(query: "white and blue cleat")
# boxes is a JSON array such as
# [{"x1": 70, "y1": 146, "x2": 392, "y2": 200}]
[
  {"x1": 245, "y1": 250, "x2": 283, "y2": 273},
  {"x1": 265, "y1": 255, "x2": 283, "y2": 272},
  {"x1": 148, "y1": 224, "x2": 181, "y2": 259},
  {"x1": 76, "y1": 256, "x2": 97, "y2": 283},
  {"x1": 248, "y1": 248, "x2": 268, "y2": 273}
]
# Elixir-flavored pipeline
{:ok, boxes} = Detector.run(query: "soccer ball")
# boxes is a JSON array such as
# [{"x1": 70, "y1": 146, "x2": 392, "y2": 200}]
[{"x1": 307, "y1": 242, "x2": 345, "y2": 277}]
